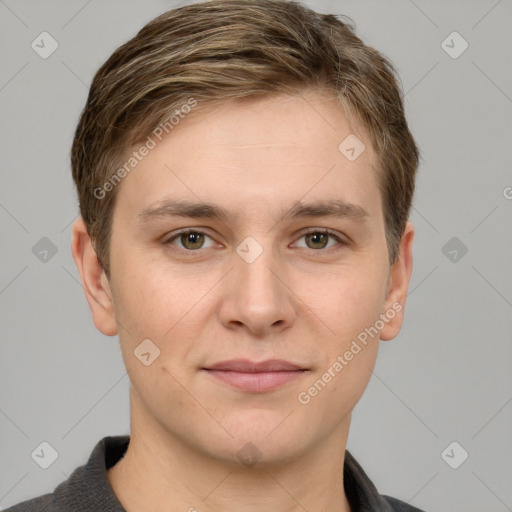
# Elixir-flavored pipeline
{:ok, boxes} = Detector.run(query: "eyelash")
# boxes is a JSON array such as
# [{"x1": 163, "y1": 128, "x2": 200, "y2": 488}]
[{"x1": 162, "y1": 228, "x2": 348, "y2": 254}]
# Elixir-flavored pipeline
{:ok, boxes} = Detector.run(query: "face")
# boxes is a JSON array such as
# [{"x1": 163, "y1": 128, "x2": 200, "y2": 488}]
[{"x1": 74, "y1": 91, "x2": 414, "y2": 467}]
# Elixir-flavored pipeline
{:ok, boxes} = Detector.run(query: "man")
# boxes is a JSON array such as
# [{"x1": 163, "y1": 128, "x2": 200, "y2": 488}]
[{"x1": 6, "y1": 0, "x2": 425, "y2": 510}]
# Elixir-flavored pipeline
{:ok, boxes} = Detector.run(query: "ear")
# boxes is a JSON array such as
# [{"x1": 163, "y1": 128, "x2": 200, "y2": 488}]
[
  {"x1": 71, "y1": 217, "x2": 118, "y2": 336},
  {"x1": 379, "y1": 221, "x2": 414, "y2": 341}
]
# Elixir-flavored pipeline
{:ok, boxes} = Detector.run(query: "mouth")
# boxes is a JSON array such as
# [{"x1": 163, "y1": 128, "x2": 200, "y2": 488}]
[{"x1": 201, "y1": 359, "x2": 309, "y2": 393}]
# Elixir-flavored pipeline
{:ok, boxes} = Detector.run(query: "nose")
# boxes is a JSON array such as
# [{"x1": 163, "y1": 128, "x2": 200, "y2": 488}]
[{"x1": 217, "y1": 241, "x2": 296, "y2": 337}]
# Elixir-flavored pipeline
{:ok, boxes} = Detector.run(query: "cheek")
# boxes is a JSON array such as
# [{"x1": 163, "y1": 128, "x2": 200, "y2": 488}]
[
  {"x1": 110, "y1": 255, "x2": 214, "y2": 382},
  {"x1": 304, "y1": 266, "x2": 385, "y2": 403},
  {"x1": 110, "y1": 250, "x2": 182, "y2": 337},
  {"x1": 321, "y1": 265, "x2": 387, "y2": 337},
  {"x1": 297, "y1": 276, "x2": 383, "y2": 418}
]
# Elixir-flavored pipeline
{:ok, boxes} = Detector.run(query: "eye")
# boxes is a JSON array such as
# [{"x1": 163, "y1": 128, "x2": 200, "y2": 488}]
[
  {"x1": 163, "y1": 228, "x2": 347, "y2": 253},
  {"x1": 293, "y1": 229, "x2": 346, "y2": 251},
  {"x1": 164, "y1": 230, "x2": 216, "y2": 251}
]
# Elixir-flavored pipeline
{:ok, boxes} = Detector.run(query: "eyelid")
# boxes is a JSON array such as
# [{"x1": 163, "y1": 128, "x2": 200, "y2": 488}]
[
  {"x1": 295, "y1": 227, "x2": 347, "y2": 243},
  {"x1": 163, "y1": 228, "x2": 218, "y2": 251},
  {"x1": 163, "y1": 227, "x2": 348, "y2": 252}
]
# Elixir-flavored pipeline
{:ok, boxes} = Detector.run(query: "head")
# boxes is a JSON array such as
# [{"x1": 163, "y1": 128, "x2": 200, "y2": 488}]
[{"x1": 71, "y1": 0, "x2": 419, "y2": 467}]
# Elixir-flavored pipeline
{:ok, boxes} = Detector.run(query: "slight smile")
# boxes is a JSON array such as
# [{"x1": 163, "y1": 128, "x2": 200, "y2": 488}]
[{"x1": 202, "y1": 359, "x2": 310, "y2": 393}]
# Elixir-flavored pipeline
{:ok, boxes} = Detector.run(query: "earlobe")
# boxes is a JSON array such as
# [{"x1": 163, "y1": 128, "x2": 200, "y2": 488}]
[
  {"x1": 379, "y1": 221, "x2": 414, "y2": 342},
  {"x1": 71, "y1": 217, "x2": 118, "y2": 337}
]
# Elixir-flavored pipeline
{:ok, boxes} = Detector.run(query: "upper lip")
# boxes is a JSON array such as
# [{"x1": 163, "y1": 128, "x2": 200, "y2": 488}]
[{"x1": 204, "y1": 359, "x2": 307, "y2": 372}]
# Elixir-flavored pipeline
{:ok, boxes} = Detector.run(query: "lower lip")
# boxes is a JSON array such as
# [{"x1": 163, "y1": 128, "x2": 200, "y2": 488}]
[{"x1": 204, "y1": 370, "x2": 306, "y2": 392}]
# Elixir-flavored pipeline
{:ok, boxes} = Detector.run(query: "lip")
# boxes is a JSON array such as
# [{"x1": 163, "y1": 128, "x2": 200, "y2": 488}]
[
  {"x1": 202, "y1": 359, "x2": 309, "y2": 393},
  {"x1": 205, "y1": 358, "x2": 306, "y2": 372}
]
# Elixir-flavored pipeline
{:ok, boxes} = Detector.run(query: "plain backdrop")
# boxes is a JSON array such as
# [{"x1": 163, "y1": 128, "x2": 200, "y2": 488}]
[{"x1": 1, "y1": 1, "x2": 511, "y2": 511}]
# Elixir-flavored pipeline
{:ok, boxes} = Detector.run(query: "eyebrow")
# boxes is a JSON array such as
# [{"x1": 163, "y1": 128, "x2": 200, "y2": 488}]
[{"x1": 135, "y1": 198, "x2": 369, "y2": 225}]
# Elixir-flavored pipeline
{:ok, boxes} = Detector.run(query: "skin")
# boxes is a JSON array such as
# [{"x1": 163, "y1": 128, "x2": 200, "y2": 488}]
[{"x1": 72, "y1": 91, "x2": 414, "y2": 512}]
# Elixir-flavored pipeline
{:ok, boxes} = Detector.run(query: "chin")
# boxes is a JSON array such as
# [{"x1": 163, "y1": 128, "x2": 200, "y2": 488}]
[{"x1": 208, "y1": 413, "x2": 315, "y2": 468}]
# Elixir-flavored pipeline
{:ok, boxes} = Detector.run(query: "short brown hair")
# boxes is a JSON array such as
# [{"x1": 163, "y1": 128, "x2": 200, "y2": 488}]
[{"x1": 71, "y1": 0, "x2": 420, "y2": 279}]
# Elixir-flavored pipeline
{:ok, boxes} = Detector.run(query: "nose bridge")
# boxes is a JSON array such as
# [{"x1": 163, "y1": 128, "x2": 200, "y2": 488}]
[
  {"x1": 219, "y1": 233, "x2": 295, "y2": 333},
  {"x1": 235, "y1": 234, "x2": 282, "y2": 302}
]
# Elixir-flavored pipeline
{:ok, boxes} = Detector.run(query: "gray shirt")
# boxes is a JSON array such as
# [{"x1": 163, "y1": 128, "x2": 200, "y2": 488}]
[{"x1": 4, "y1": 435, "x2": 427, "y2": 512}]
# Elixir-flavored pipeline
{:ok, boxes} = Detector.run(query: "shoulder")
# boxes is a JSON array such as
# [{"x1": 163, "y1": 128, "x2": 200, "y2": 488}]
[
  {"x1": 382, "y1": 494, "x2": 428, "y2": 512},
  {"x1": 2, "y1": 435, "x2": 128, "y2": 512},
  {"x1": 2, "y1": 493, "x2": 53, "y2": 512}
]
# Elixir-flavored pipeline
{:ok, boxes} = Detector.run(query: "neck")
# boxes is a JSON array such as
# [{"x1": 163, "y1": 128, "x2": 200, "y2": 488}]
[{"x1": 107, "y1": 393, "x2": 353, "y2": 512}]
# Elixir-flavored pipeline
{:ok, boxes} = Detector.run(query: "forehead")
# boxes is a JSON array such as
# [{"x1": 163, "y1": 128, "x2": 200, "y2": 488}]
[{"x1": 113, "y1": 92, "x2": 381, "y2": 225}]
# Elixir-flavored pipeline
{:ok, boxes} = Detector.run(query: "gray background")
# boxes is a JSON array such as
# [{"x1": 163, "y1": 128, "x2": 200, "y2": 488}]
[{"x1": 1, "y1": 0, "x2": 511, "y2": 511}]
